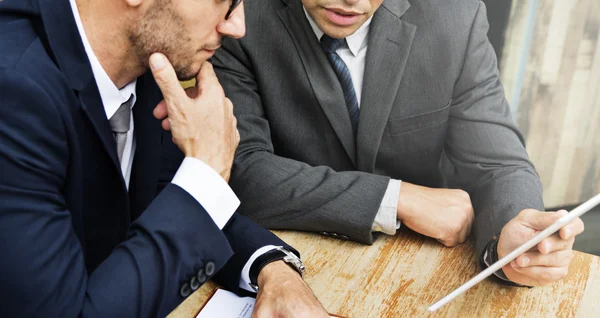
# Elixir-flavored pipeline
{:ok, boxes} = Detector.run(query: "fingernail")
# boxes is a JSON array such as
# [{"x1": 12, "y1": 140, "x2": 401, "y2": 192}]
[
  {"x1": 520, "y1": 255, "x2": 530, "y2": 266},
  {"x1": 150, "y1": 54, "x2": 165, "y2": 71},
  {"x1": 564, "y1": 229, "x2": 572, "y2": 239}
]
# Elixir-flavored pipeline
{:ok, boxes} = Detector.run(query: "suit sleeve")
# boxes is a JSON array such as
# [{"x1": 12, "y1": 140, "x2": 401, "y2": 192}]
[
  {"x1": 445, "y1": 1, "x2": 544, "y2": 260},
  {"x1": 156, "y1": 129, "x2": 299, "y2": 293},
  {"x1": 213, "y1": 213, "x2": 298, "y2": 293},
  {"x1": 0, "y1": 70, "x2": 228, "y2": 317},
  {"x1": 211, "y1": 41, "x2": 390, "y2": 245}
]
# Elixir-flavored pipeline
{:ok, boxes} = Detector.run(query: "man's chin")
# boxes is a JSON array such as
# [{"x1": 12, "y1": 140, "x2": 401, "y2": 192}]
[
  {"x1": 175, "y1": 67, "x2": 198, "y2": 82},
  {"x1": 175, "y1": 61, "x2": 204, "y2": 81},
  {"x1": 177, "y1": 73, "x2": 196, "y2": 82}
]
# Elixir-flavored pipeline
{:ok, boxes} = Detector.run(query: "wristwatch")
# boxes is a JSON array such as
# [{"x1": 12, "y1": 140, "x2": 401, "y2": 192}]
[
  {"x1": 482, "y1": 234, "x2": 528, "y2": 287},
  {"x1": 249, "y1": 246, "x2": 305, "y2": 292}
]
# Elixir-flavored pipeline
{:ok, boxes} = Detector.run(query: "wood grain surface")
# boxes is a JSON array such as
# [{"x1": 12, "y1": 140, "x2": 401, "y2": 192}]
[
  {"x1": 501, "y1": 0, "x2": 600, "y2": 207},
  {"x1": 168, "y1": 230, "x2": 600, "y2": 318}
]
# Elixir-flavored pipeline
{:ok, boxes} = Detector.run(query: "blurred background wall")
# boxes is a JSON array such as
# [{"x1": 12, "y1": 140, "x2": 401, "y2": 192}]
[{"x1": 484, "y1": 0, "x2": 599, "y2": 254}]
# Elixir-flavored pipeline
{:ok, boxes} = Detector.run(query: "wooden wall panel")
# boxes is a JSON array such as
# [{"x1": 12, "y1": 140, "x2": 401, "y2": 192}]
[{"x1": 501, "y1": 0, "x2": 600, "y2": 207}]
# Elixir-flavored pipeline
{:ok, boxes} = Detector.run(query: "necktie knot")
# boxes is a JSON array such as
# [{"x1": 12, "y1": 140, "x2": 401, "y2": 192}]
[
  {"x1": 320, "y1": 35, "x2": 345, "y2": 53},
  {"x1": 109, "y1": 95, "x2": 133, "y2": 134},
  {"x1": 109, "y1": 94, "x2": 133, "y2": 163}
]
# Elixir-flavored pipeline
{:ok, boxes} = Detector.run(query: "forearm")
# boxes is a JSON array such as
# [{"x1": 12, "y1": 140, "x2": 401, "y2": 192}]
[
  {"x1": 87, "y1": 185, "x2": 235, "y2": 316},
  {"x1": 0, "y1": 184, "x2": 234, "y2": 318},
  {"x1": 212, "y1": 214, "x2": 296, "y2": 292},
  {"x1": 471, "y1": 169, "x2": 544, "y2": 259},
  {"x1": 231, "y1": 150, "x2": 390, "y2": 244},
  {"x1": 444, "y1": 1, "x2": 545, "y2": 259}
]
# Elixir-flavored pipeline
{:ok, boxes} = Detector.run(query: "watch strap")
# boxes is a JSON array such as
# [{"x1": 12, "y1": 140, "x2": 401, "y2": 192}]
[
  {"x1": 482, "y1": 234, "x2": 530, "y2": 287},
  {"x1": 249, "y1": 247, "x2": 302, "y2": 291}
]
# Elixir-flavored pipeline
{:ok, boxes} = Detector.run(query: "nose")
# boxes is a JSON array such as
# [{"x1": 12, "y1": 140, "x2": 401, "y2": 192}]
[{"x1": 216, "y1": 3, "x2": 246, "y2": 39}]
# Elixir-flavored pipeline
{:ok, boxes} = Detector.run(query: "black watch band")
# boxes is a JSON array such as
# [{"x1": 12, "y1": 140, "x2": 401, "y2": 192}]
[
  {"x1": 249, "y1": 247, "x2": 303, "y2": 291},
  {"x1": 482, "y1": 234, "x2": 530, "y2": 287}
]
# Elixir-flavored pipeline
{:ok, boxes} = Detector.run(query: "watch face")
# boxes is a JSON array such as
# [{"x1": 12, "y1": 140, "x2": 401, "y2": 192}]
[{"x1": 279, "y1": 248, "x2": 305, "y2": 276}]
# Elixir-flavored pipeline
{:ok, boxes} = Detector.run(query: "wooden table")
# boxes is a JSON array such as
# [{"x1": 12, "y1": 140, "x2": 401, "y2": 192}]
[{"x1": 169, "y1": 229, "x2": 600, "y2": 317}]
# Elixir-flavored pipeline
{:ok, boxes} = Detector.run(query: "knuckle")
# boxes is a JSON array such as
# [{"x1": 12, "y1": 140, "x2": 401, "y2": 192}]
[
  {"x1": 154, "y1": 73, "x2": 171, "y2": 87},
  {"x1": 457, "y1": 212, "x2": 469, "y2": 225},
  {"x1": 461, "y1": 208, "x2": 471, "y2": 219},
  {"x1": 448, "y1": 222, "x2": 462, "y2": 234},
  {"x1": 459, "y1": 190, "x2": 470, "y2": 200},
  {"x1": 447, "y1": 225, "x2": 462, "y2": 237},
  {"x1": 441, "y1": 239, "x2": 457, "y2": 247},
  {"x1": 541, "y1": 270, "x2": 553, "y2": 282}
]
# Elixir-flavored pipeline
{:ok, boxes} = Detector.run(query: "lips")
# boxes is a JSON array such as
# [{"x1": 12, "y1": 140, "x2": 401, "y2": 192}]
[
  {"x1": 324, "y1": 8, "x2": 363, "y2": 26},
  {"x1": 202, "y1": 45, "x2": 220, "y2": 56}
]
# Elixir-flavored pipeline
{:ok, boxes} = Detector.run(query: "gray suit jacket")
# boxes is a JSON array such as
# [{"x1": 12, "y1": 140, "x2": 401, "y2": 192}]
[{"x1": 212, "y1": 0, "x2": 544, "y2": 259}]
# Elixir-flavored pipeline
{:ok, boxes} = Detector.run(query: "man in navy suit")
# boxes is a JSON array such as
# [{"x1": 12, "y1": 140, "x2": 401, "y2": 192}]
[{"x1": 0, "y1": 0, "x2": 329, "y2": 316}]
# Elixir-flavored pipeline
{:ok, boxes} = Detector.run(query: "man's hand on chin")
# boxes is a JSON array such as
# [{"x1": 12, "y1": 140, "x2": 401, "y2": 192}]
[
  {"x1": 497, "y1": 209, "x2": 585, "y2": 287},
  {"x1": 252, "y1": 261, "x2": 329, "y2": 318}
]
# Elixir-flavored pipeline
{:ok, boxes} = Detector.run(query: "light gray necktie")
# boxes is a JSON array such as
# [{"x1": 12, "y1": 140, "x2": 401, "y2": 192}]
[{"x1": 109, "y1": 95, "x2": 133, "y2": 163}]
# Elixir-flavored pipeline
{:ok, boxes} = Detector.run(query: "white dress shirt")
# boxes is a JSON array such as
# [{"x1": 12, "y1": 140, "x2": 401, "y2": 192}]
[
  {"x1": 69, "y1": 0, "x2": 272, "y2": 292},
  {"x1": 304, "y1": 9, "x2": 401, "y2": 235}
]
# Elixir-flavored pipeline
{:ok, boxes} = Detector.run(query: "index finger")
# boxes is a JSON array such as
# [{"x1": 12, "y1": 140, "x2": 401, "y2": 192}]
[
  {"x1": 150, "y1": 53, "x2": 186, "y2": 103},
  {"x1": 195, "y1": 61, "x2": 221, "y2": 92},
  {"x1": 523, "y1": 209, "x2": 567, "y2": 230},
  {"x1": 559, "y1": 217, "x2": 584, "y2": 240}
]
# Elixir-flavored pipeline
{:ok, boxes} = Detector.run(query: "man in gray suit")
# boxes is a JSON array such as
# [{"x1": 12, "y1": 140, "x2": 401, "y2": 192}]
[{"x1": 212, "y1": 0, "x2": 584, "y2": 287}]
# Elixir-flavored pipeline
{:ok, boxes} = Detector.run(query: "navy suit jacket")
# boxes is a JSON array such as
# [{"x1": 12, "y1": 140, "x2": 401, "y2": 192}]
[{"x1": 0, "y1": 0, "x2": 291, "y2": 316}]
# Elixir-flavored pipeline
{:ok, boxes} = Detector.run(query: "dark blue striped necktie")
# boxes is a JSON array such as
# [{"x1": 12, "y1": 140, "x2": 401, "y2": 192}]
[{"x1": 320, "y1": 35, "x2": 360, "y2": 136}]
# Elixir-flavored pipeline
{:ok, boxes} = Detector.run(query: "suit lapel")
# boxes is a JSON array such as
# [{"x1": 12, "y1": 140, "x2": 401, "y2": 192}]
[
  {"x1": 38, "y1": 0, "x2": 127, "y2": 189},
  {"x1": 128, "y1": 74, "x2": 163, "y2": 220},
  {"x1": 277, "y1": 0, "x2": 357, "y2": 166},
  {"x1": 78, "y1": 81, "x2": 124, "y2": 181},
  {"x1": 356, "y1": 0, "x2": 415, "y2": 172}
]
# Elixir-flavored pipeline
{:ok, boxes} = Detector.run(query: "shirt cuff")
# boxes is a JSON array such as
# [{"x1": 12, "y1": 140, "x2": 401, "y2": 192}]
[
  {"x1": 372, "y1": 179, "x2": 402, "y2": 235},
  {"x1": 171, "y1": 157, "x2": 240, "y2": 229},
  {"x1": 239, "y1": 245, "x2": 279, "y2": 292}
]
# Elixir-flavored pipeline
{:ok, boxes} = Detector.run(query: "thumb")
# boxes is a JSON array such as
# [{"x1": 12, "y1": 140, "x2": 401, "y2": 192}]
[
  {"x1": 524, "y1": 210, "x2": 568, "y2": 230},
  {"x1": 149, "y1": 53, "x2": 185, "y2": 104}
]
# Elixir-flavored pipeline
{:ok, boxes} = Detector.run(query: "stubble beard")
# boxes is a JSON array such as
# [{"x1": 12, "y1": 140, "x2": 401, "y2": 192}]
[{"x1": 127, "y1": 0, "x2": 196, "y2": 81}]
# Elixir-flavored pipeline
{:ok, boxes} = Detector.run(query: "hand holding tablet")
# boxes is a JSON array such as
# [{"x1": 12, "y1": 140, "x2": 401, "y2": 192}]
[{"x1": 428, "y1": 193, "x2": 600, "y2": 312}]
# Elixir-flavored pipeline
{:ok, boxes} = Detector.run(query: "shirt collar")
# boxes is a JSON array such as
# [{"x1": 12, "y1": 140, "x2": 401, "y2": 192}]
[
  {"x1": 69, "y1": 0, "x2": 137, "y2": 120},
  {"x1": 303, "y1": 7, "x2": 372, "y2": 56}
]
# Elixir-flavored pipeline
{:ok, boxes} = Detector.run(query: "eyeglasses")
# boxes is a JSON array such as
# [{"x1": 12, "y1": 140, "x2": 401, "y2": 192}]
[{"x1": 225, "y1": 0, "x2": 243, "y2": 20}]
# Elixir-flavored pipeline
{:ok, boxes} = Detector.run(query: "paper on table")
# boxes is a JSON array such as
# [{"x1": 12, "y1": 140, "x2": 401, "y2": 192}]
[
  {"x1": 196, "y1": 289, "x2": 255, "y2": 318},
  {"x1": 196, "y1": 288, "x2": 344, "y2": 318}
]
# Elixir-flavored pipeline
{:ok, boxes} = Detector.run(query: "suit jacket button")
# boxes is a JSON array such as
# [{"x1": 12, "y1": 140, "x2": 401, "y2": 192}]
[
  {"x1": 205, "y1": 261, "x2": 216, "y2": 276},
  {"x1": 180, "y1": 283, "x2": 191, "y2": 298},
  {"x1": 197, "y1": 268, "x2": 207, "y2": 284},
  {"x1": 339, "y1": 235, "x2": 349, "y2": 240},
  {"x1": 331, "y1": 233, "x2": 339, "y2": 238},
  {"x1": 320, "y1": 232, "x2": 329, "y2": 236},
  {"x1": 190, "y1": 276, "x2": 200, "y2": 291}
]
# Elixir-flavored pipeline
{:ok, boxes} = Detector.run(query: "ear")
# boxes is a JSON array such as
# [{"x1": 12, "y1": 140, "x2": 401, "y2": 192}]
[{"x1": 124, "y1": 0, "x2": 144, "y2": 8}]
